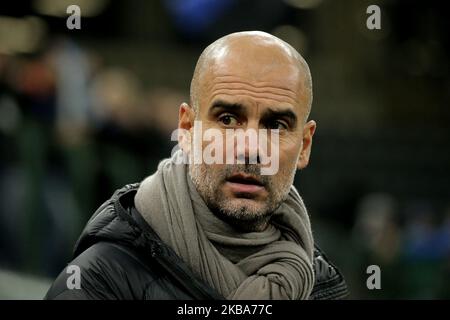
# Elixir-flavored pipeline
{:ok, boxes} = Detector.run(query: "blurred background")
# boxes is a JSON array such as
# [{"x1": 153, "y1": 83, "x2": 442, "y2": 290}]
[{"x1": 0, "y1": 0, "x2": 449, "y2": 299}]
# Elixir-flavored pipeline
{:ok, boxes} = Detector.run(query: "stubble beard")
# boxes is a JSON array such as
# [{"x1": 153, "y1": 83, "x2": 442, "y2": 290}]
[{"x1": 189, "y1": 162, "x2": 297, "y2": 232}]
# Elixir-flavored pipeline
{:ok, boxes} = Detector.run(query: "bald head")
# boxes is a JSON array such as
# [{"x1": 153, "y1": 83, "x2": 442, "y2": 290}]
[{"x1": 190, "y1": 31, "x2": 313, "y2": 121}]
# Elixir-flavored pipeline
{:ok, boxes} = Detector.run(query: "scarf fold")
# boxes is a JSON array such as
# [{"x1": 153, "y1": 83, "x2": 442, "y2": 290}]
[{"x1": 134, "y1": 151, "x2": 315, "y2": 300}]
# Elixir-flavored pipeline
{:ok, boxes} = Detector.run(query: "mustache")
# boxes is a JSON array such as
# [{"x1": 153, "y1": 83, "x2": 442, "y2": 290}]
[{"x1": 223, "y1": 164, "x2": 270, "y2": 186}]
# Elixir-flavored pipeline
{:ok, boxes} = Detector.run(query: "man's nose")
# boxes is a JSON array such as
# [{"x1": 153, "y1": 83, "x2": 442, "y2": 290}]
[{"x1": 236, "y1": 122, "x2": 261, "y2": 164}]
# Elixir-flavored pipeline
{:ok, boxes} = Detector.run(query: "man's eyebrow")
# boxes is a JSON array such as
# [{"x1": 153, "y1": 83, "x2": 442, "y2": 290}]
[
  {"x1": 208, "y1": 100, "x2": 298, "y2": 127},
  {"x1": 262, "y1": 108, "x2": 298, "y2": 127},
  {"x1": 208, "y1": 100, "x2": 245, "y2": 115}
]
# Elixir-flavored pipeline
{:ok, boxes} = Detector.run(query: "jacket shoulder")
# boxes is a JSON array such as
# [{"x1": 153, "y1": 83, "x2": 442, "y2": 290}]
[
  {"x1": 45, "y1": 241, "x2": 161, "y2": 300},
  {"x1": 310, "y1": 246, "x2": 349, "y2": 300}
]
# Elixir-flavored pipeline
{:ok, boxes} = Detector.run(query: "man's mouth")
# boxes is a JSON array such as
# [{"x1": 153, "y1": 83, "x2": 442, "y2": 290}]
[{"x1": 225, "y1": 173, "x2": 265, "y2": 195}]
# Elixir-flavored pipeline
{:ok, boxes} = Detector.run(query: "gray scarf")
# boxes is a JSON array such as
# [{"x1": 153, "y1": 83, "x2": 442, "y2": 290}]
[{"x1": 134, "y1": 151, "x2": 315, "y2": 299}]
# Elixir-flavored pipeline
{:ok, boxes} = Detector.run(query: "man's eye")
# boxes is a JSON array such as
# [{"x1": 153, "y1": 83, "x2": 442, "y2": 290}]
[
  {"x1": 267, "y1": 120, "x2": 288, "y2": 130},
  {"x1": 218, "y1": 115, "x2": 239, "y2": 126}
]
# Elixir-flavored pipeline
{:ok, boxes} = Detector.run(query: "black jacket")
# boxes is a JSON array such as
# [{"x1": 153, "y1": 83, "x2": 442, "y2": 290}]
[{"x1": 45, "y1": 184, "x2": 348, "y2": 300}]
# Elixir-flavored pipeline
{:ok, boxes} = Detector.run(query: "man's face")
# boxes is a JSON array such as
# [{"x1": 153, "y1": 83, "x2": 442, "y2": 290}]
[{"x1": 183, "y1": 41, "x2": 315, "y2": 231}]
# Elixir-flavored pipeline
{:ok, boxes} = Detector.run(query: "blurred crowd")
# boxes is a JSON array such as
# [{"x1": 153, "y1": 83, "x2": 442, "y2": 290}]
[
  {"x1": 348, "y1": 193, "x2": 450, "y2": 298},
  {"x1": 0, "y1": 39, "x2": 181, "y2": 276}
]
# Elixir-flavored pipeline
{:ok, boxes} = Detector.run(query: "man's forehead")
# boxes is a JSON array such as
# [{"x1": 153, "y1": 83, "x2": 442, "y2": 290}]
[
  {"x1": 207, "y1": 39, "x2": 302, "y2": 80},
  {"x1": 199, "y1": 54, "x2": 307, "y2": 110},
  {"x1": 198, "y1": 35, "x2": 306, "y2": 91},
  {"x1": 208, "y1": 60, "x2": 302, "y2": 89}
]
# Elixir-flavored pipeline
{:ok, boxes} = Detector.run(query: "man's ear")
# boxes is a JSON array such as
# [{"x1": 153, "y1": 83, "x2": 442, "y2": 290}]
[
  {"x1": 297, "y1": 120, "x2": 316, "y2": 170},
  {"x1": 178, "y1": 102, "x2": 195, "y2": 153}
]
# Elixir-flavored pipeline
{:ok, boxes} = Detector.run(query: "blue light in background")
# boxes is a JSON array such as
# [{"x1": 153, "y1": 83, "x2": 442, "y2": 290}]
[{"x1": 164, "y1": 0, "x2": 236, "y2": 36}]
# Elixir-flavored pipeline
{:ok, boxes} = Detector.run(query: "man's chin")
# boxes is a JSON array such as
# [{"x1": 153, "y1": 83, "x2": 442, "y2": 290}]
[{"x1": 219, "y1": 197, "x2": 268, "y2": 220}]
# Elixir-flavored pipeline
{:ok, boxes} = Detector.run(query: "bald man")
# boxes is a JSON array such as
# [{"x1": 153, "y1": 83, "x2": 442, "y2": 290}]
[{"x1": 45, "y1": 32, "x2": 348, "y2": 300}]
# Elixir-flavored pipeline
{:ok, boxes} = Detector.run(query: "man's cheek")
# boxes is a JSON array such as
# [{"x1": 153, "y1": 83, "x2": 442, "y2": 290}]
[{"x1": 280, "y1": 142, "x2": 303, "y2": 168}]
